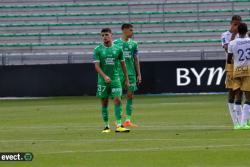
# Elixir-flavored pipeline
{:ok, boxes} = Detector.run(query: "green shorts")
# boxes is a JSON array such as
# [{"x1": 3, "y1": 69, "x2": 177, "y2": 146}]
[
  {"x1": 96, "y1": 80, "x2": 122, "y2": 98},
  {"x1": 120, "y1": 75, "x2": 138, "y2": 92}
]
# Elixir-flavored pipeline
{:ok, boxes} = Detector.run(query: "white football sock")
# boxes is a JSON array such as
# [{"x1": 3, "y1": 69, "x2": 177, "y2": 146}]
[
  {"x1": 228, "y1": 103, "x2": 238, "y2": 126},
  {"x1": 234, "y1": 104, "x2": 242, "y2": 124},
  {"x1": 240, "y1": 104, "x2": 250, "y2": 126}
]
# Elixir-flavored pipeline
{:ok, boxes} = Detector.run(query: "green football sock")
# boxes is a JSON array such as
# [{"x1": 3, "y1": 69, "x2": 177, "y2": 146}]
[
  {"x1": 101, "y1": 107, "x2": 109, "y2": 127},
  {"x1": 114, "y1": 104, "x2": 122, "y2": 126},
  {"x1": 126, "y1": 99, "x2": 133, "y2": 121}
]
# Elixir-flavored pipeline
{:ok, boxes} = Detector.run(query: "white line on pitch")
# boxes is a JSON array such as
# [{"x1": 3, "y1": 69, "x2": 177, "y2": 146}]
[
  {"x1": 0, "y1": 138, "x2": 245, "y2": 143},
  {"x1": 40, "y1": 143, "x2": 250, "y2": 154}
]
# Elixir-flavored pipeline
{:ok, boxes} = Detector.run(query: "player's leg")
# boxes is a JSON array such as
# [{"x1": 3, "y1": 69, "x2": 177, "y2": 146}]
[
  {"x1": 125, "y1": 91, "x2": 134, "y2": 122},
  {"x1": 111, "y1": 80, "x2": 130, "y2": 132},
  {"x1": 113, "y1": 97, "x2": 123, "y2": 127},
  {"x1": 101, "y1": 98, "x2": 111, "y2": 133},
  {"x1": 96, "y1": 83, "x2": 111, "y2": 133},
  {"x1": 226, "y1": 73, "x2": 238, "y2": 127},
  {"x1": 228, "y1": 89, "x2": 238, "y2": 126},
  {"x1": 114, "y1": 96, "x2": 122, "y2": 127},
  {"x1": 124, "y1": 75, "x2": 138, "y2": 127},
  {"x1": 234, "y1": 88, "x2": 242, "y2": 126},
  {"x1": 124, "y1": 91, "x2": 136, "y2": 127},
  {"x1": 119, "y1": 74, "x2": 126, "y2": 117},
  {"x1": 240, "y1": 93, "x2": 250, "y2": 128},
  {"x1": 239, "y1": 77, "x2": 250, "y2": 129},
  {"x1": 114, "y1": 96, "x2": 130, "y2": 132}
]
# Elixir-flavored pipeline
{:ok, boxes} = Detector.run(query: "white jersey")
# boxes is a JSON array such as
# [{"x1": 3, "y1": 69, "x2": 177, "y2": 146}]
[
  {"x1": 221, "y1": 31, "x2": 240, "y2": 47},
  {"x1": 221, "y1": 31, "x2": 240, "y2": 72},
  {"x1": 221, "y1": 31, "x2": 232, "y2": 47},
  {"x1": 228, "y1": 37, "x2": 250, "y2": 78},
  {"x1": 221, "y1": 31, "x2": 233, "y2": 72}
]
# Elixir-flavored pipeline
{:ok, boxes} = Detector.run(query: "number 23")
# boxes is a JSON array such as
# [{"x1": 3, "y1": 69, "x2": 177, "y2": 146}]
[{"x1": 238, "y1": 48, "x2": 250, "y2": 61}]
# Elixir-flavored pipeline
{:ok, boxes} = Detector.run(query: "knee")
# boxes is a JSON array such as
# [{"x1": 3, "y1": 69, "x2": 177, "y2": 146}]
[
  {"x1": 127, "y1": 92, "x2": 134, "y2": 99},
  {"x1": 102, "y1": 99, "x2": 109, "y2": 107},
  {"x1": 228, "y1": 90, "x2": 235, "y2": 103},
  {"x1": 235, "y1": 91, "x2": 243, "y2": 101},
  {"x1": 114, "y1": 97, "x2": 121, "y2": 105}
]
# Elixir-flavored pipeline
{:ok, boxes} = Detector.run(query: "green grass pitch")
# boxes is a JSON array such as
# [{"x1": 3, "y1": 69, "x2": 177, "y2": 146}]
[{"x1": 0, "y1": 94, "x2": 250, "y2": 167}]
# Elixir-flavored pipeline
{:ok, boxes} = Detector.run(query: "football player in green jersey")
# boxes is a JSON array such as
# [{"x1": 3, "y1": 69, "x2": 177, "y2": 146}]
[
  {"x1": 93, "y1": 28, "x2": 130, "y2": 133},
  {"x1": 114, "y1": 24, "x2": 142, "y2": 127}
]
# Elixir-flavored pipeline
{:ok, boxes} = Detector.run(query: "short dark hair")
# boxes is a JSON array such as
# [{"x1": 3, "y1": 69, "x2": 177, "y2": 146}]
[
  {"x1": 101, "y1": 28, "x2": 112, "y2": 34},
  {"x1": 238, "y1": 23, "x2": 248, "y2": 35},
  {"x1": 231, "y1": 15, "x2": 242, "y2": 22},
  {"x1": 121, "y1": 23, "x2": 133, "y2": 30}
]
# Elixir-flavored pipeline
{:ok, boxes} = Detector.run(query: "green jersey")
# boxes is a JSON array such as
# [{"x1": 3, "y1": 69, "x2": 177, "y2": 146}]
[
  {"x1": 113, "y1": 38, "x2": 138, "y2": 76},
  {"x1": 93, "y1": 43, "x2": 125, "y2": 83}
]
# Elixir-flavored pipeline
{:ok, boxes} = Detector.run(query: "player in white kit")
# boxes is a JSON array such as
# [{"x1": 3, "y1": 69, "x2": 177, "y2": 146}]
[
  {"x1": 228, "y1": 23, "x2": 250, "y2": 129},
  {"x1": 221, "y1": 15, "x2": 243, "y2": 129}
]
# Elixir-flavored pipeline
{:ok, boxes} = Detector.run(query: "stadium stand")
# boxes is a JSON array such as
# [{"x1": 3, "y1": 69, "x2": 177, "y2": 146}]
[{"x1": 0, "y1": 0, "x2": 250, "y2": 65}]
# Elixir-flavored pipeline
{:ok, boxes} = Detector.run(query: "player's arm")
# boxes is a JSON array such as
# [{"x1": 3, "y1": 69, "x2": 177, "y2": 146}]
[
  {"x1": 93, "y1": 48, "x2": 111, "y2": 83},
  {"x1": 119, "y1": 49, "x2": 129, "y2": 89},
  {"x1": 223, "y1": 33, "x2": 237, "y2": 52},
  {"x1": 222, "y1": 37, "x2": 229, "y2": 53},
  {"x1": 134, "y1": 55, "x2": 142, "y2": 85},
  {"x1": 221, "y1": 33, "x2": 228, "y2": 52},
  {"x1": 133, "y1": 43, "x2": 142, "y2": 85},
  {"x1": 121, "y1": 61, "x2": 129, "y2": 89},
  {"x1": 223, "y1": 44, "x2": 229, "y2": 53},
  {"x1": 227, "y1": 42, "x2": 233, "y2": 64},
  {"x1": 227, "y1": 53, "x2": 233, "y2": 64},
  {"x1": 94, "y1": 62, "x2": 111, "y2": 83}
]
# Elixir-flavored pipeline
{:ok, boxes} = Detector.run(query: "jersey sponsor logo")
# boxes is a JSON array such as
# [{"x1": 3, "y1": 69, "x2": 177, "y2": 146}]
[
  {"x1": 105, "y1": 58, "x2": 115, "y2": 65},
  {"x1": 124, "y1": 51, "x2": 131, "y2": 58},
  {"x1": 235, "y1": 66, "x2": 248, "y2": 72},
  {"x1": 111, "y1": 88, "x2": 122, "y2": 93}
]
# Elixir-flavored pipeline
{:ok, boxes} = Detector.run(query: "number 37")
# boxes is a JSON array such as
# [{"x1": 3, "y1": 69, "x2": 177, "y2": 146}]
[
  {"x1": 98, "y1": 85, "x2": 106, "y2": 92},
  {"x1": 238, "y1": 48, "x2": 250, "y2": 61}
]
